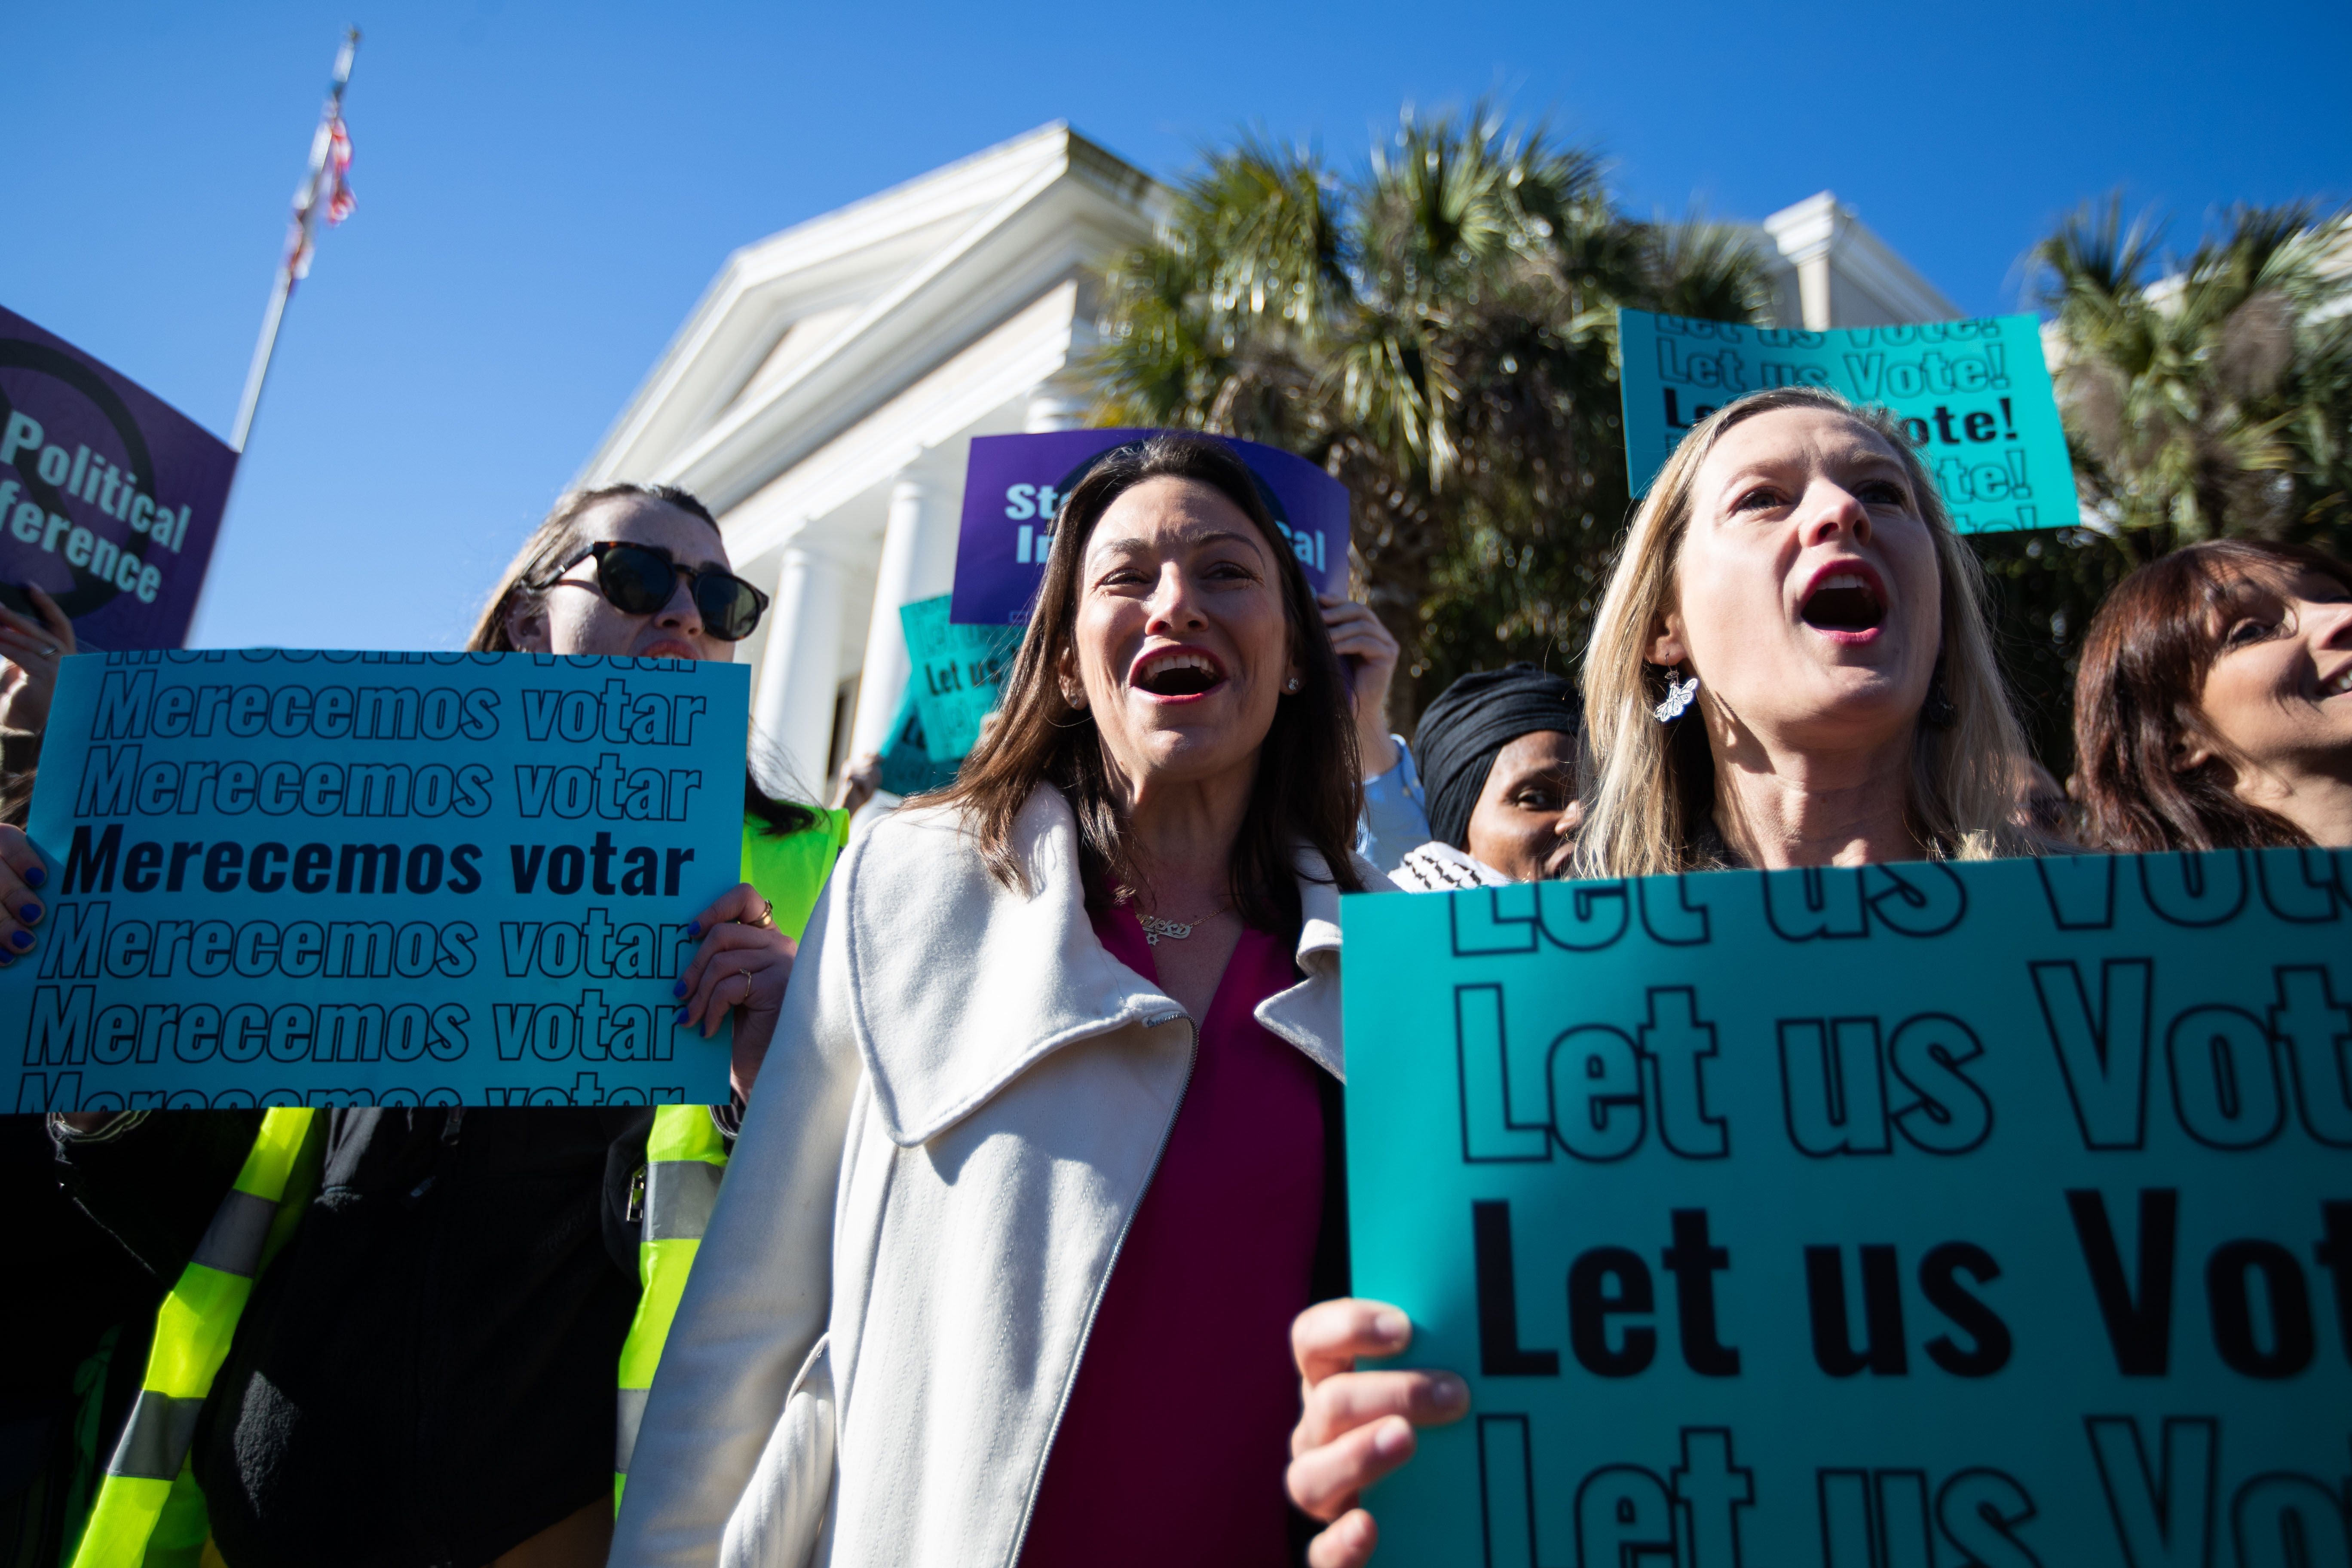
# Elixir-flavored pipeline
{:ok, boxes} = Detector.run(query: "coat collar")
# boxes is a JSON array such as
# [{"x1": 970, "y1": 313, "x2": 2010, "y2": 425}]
[{"x1": 839, "y1": 787, "x2": 1353, "y2": 1148}]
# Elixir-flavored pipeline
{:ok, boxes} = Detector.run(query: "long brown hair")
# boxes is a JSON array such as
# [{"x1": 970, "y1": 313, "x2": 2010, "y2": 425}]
[
  {"x1": 937, "y1": 434, "x2": 1365, "y2": 932},
  {"x1": 2073, "y1": 538, "x2": 2352, "y2": 851},
  {"x1": 1575, "y1": 386, "x2": 2042, "y2": 876},
  {"x1": 470, "y1": 482, "x2": 817, "y2": 838}
]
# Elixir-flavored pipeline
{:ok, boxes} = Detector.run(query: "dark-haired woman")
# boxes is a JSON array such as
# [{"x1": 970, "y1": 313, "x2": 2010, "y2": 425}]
[
  {"x1": 612, "y1": 435, "x2": 1450, "y2": 1568},
  {"x1": 50, "y1": 484, "x2": 827, "y2": 1568},
  {"x1": 2074, "y1": 538, "x2": 2352, "y2": 850}
]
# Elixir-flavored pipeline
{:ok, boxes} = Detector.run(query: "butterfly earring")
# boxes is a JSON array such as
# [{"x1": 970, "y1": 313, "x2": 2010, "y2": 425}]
[{"x1": 1654, "y1": 666, "x2": 1699, "y2": 723}]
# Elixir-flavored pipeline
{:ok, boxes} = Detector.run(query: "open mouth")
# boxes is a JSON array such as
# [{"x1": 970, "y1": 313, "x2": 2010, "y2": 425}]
[
  {"x1": 2322, "y1": 666, "x2": 2352, "y2": 698},
  {"x1": 1800, "y1": 569, "x2": 1888, "y2": 635},
  {"x1": 1131, "y1": 646, "x2": 1228, "y2": 698}
]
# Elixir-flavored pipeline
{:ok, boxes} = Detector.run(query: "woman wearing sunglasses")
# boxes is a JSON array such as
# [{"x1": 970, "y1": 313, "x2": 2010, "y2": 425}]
[
  {"x1": 468, "y1": 479, "x2": 861, "y2": 1085},
  {"x1": 49, "y1": 484, "x2": 845, "y2": 1568}
]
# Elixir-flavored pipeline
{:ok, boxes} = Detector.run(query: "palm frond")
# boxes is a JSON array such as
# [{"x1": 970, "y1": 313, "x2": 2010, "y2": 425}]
[
  {"x1": 1639, "y1": 214, "x2": 1772, "y2": 323},
  {"x1": 1179, "y1": 135, "x2": 1352, "y2": 345},
  {"x1": 2036, "y1": 194, "x2": 2164, "y2": 306}
]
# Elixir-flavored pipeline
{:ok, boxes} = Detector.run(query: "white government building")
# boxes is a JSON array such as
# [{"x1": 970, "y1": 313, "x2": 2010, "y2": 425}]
[{"x1": 578, "y1": 122, "x2": 1959, "y2": 804}]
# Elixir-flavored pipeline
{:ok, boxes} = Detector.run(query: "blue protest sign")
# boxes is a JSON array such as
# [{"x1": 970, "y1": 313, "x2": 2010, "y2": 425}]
[
  {"x1": 0, "y1": 303, "x2": 239, "y2": 649},
  {"x1": 874, "y1": 683, "x2": 956, "y2": 799},
  {"x1": 1343, "y1": 851, "x2": 2348, "y2": 1565},
  {"x1": 1617, "y1": 308, "x2": 2078, "y2": 533},
  {"x1": 949, "y1": 429, "x2": 1351, "y2": 625},
  {"x1": 900, "y1": 594, "x2": 1020, "y2": 765},
  {"x1": 6, "y1": 649, "x2": 748, "y2": 1113}
]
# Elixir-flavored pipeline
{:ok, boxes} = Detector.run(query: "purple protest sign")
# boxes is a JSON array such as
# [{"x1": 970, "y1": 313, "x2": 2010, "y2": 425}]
[
  {"x1": 949, "y1": 429, "x2": 1351, "y2": 625},
  {"x1": 0, "y1": 304, "x2": 238, "y2": 650}
]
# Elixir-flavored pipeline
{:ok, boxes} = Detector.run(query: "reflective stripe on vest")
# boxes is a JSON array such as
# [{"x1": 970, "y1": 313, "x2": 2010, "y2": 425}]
[
  {"x1": 71, "y1": 1107, "x2": 318, "y2": 1568},
  {"x1": 612, "y1": 1102, "x2": 729, "y2": 1510}
]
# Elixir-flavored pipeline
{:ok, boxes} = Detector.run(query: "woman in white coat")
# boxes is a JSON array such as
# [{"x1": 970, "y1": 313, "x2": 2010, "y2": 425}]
[{"x1": 611, "y1": 435, "x2": 1406, "y2": 1567}]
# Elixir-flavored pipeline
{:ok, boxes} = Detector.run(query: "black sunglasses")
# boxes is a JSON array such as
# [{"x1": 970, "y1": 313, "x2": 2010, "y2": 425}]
[{"x1": 543, "y1": 541, "x2": 769, "y2": 642}]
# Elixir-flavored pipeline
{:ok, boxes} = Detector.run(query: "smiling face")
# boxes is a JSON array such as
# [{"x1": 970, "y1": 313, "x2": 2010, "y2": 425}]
[
  {"x1": 2189, "y1": 565, "x2": 2352, "y2": 792},
  {"x1": 1464, "y1": 729, "x2": 1582, "y2": 881},
  {"x1": 1650, "y1": 406, "x2": 1942, "y2": 756},
  {"x1": 1063, "y1": 475, "x2": 1299, "y2": 795},
  {"x1": 508, "y1": 494, "x2": 732, "y2": 662}
]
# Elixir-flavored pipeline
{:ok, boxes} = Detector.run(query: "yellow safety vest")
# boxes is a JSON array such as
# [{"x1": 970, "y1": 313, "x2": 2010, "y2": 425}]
[
  {"x1": 611, "y1": 1102, "x2": 728, "y2": 1509},
  {"x1": 68, "y1": 1108, "x2": 320, "y2": 1568},
  {"x1": 75, "y1": 813, "x2": 848, "y2": 1550}
]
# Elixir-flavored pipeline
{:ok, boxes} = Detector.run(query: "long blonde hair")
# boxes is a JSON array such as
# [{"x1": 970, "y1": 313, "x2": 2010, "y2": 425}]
[{"x1": 1575, "y1": 386, "x2": 2040, "y2": 876}]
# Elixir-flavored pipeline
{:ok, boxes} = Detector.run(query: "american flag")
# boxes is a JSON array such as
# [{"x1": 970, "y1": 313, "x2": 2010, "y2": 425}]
[
  {"x1": 327, "y1": 116, "x2": 356, "y2": 225},
  {"x1": 287, "y1": 112, "x2": 356, "y2": 279},
  {"x1": 233, "y1": 28, "x2": 359, "y2": 452}
]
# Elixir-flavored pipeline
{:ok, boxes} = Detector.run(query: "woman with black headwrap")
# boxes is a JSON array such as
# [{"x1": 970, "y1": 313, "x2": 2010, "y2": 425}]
[{"x1": 1389, "y1": 662, "x2": 1583, "y2": 888}]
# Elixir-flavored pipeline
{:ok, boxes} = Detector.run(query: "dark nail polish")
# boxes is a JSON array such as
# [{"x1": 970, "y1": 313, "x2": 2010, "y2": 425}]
[
  {"x1": 687, "y1": 920, "x2": 701, "y2": 939},
  {"x1": 0, "y1": 953, "x2": 12, "y2": 967},
  {"x1": 22, "y1": 867, "x2": 43, "y2": 888},
  {"x1": 672, "y1": 980, "x2": 686, "y2": 998},
  {"x1": 9, "y1": 930, "x2": 30, "y2": 949},
  {"x1": 19, "y1": 904, "x2": 39, "y2": 923},
  {"x1": 674, "y1": 1006, "x2": 688, "y2": 1025}
]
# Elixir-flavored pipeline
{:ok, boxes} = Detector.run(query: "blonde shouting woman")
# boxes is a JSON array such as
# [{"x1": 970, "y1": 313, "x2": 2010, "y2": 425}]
[
  {"x1": 1577, "y1": 384, "x2": 2043, "y2": 872},
  {"x1": 1284, "y1": 386, "x2": 2049, "y2": 1565}
]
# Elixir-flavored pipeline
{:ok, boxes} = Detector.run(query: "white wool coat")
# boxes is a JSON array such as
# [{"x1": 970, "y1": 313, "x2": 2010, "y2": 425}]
[{"x1": 608, "y1": 786, "x2": 1359, "y2": 1568}]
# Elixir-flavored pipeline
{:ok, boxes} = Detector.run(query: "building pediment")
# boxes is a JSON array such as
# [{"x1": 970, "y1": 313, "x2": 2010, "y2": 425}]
[{"x1": 581, "y1": 122, "x2": 1163, "y2": 510}]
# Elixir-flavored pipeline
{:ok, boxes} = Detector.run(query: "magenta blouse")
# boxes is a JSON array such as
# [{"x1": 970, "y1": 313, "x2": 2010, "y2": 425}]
[{"x1": 1016, "y1": 904, "x2": 1329, "y2": 1566}]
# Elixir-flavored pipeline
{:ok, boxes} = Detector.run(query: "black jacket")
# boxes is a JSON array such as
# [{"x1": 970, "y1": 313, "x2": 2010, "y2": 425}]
[
  {"x1": 1, "y1": 1115, "x2": 164, "y2": 1568},
  {"x1": 57, "y1": 1106, "x2": 649, "y2": 1568}
]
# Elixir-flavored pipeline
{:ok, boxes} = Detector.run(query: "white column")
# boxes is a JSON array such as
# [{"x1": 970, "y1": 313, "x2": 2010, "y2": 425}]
[
  {"x1": 1763, "y1": 192, "x2": 1841, "y2": 331},
  {"x1": 846, "y1": 466, "x2": 957, "y2": 759},
  {"x1": 1796, "y1": 257, "x2": 1834, "y2": 332},
  {"x1": 753, "y1": 542, "x2": 848, "y2": 796}
]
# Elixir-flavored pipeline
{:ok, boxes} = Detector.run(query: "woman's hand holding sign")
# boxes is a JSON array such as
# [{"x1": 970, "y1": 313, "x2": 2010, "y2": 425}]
[
  {"x1": 1288, "y1": 1298, "x2": 1469, "y2": 1567},
  {"x1": 677, "y1": 882, "x2": 796, "y2": 1101},
  {"x1": 0, "y1": 585, "x2": 74, "y2": 736},
  {"x1": 0, "y1": 822, "x2": 49, "y2": 964},
  {"x1": 0, "y1": 820, "x2": 78, "y2": 1124},
  {"x1": 1318, "y1": 594, "x2": 1400, "y2": 779}
]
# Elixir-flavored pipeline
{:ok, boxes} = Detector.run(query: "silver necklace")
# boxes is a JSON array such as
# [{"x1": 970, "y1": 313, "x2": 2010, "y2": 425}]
[{"x1": 1136, "y1": 906, "x2": 1225, "y2": 945}]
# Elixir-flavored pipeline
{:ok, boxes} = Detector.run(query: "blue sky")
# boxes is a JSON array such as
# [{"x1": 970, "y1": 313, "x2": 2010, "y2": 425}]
[{"x1": 8, "y1": 0, "x2": 2347, "y2": 651}]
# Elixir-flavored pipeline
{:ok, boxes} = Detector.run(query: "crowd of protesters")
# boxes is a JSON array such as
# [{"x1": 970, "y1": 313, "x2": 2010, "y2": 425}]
[{"x1": 4, "y1": 386, "x2": 2349, "y2": 1568}]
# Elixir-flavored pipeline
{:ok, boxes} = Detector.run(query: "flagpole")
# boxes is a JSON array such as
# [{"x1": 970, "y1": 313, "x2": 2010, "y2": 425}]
[{"x1": 229, "y1": 27, "x2": 360, "y2": 454}]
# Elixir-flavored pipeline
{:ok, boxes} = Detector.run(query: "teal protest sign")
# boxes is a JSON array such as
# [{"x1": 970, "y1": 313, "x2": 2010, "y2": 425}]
[
  {"x1": 1344, "y1": 851, "x2": 2348, "y2": 1566},
  {"x1": 1617, "y1": 308, "x2": 2077, "y2": 533},
  {"x1": 6, "y1": 649, "x2": 748, "y2": 1113},
  {"x1": 875, "y1": 684, "x2": 956, "y2": 799},
  {"x1": 900, "y1": 593, "x2": 1020, "y2": 765}
]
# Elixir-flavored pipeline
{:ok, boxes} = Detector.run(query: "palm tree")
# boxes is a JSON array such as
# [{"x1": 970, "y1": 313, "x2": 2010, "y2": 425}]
[
  {"x1": 2038, "y1": 197, "x2": 2352, "y2": 551},
  {"x1": 1087, "y1": 104, "x2": 1767, "y2": 723},
  {"x1": 1975, "y1": 199, "x2": 2352, "y2": 769}
]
